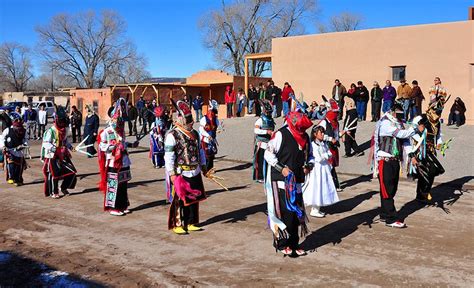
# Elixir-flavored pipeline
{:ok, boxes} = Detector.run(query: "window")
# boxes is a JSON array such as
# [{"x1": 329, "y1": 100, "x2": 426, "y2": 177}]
[
  {"x1": 92, "y1": 100, "x2": 99, "y2": 113},
  {"x1": 391, "y1": 66, "x2": 406, "y2": 81}
]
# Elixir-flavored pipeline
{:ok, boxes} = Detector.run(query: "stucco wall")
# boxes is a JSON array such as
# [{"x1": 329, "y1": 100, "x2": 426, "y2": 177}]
[
  {"x1": 272, "y1": 21, "x2": 474, "y2": 123},
  {"x1": 70, "y1": 88, "x2": 112, "y2": 120}
]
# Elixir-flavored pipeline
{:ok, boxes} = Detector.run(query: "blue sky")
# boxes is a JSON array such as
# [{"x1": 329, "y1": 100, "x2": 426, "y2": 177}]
[{"x1": 0, "y1": 0, "x2": 471, "y2": 78}]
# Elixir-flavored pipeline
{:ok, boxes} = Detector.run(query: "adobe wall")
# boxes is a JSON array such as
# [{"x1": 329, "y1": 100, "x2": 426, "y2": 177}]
[
  {"x1": 272, "y1": 21, "x2": 474, "y2": 123},
  {"x1": 70, "y1": 88, "x2": 112, "y2": 120}
]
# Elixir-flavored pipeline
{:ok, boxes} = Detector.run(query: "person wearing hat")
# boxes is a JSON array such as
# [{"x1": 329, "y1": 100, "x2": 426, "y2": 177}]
[
  {"x1": 396, "y1": 79, "x2": 412, "y2": 122},
  {"x1": 252, "y1": 99, "x2": 275, "y2": 182},
  {"x1": 264, "y1": 110, "x2": 313, "y2": 257},
  {"x1": 98, "y1": 98, "x2": 139, "y2": 216},
  {"x1": 373, "y1": 102, "x2": 415, "y2": 228},
  {"x1": 41, "y1": 106, "x2": 77, "y2": 198},
  {"x1": 165, "y1": 100, "x2": 207, "y2": 234},
  {"x1": 149, "y1": 105, "x2": 167, "y2": 168},
  {"x1": 410, "y1": 80, "x2": 424, "y2": 118},
  {"x1": 408, "y1": 114, "x2": 445, "y2": 203},
  {"x1": 1, "y1": 112, "x2": 28, "y2": 186},
  {"x1": 199, "y1": 99, "x2": 220, "y2": 171},
  {"x1": 83, "y1": 104, "x2": 100, "y2": 157}
]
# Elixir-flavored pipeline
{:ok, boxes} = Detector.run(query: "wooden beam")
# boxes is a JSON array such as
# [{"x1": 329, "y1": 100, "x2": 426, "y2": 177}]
[
  {"x1": 128, "y1": 84, "x2": 138, "y2": 104},
  {"x1": 244, "y1": 57, "x2": 249, "y2": 104},
  {"x1": 151, "y1": 84, "x2": 159, "y2": 104}
]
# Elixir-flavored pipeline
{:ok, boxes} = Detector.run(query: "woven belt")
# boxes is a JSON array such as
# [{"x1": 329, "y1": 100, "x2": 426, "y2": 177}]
[
  {"x1": 381, "y1": 157, "x2": 399, "y2": 161},
  {"x1": 179, "y1": 165, "x2": 198, "y2": 171}
]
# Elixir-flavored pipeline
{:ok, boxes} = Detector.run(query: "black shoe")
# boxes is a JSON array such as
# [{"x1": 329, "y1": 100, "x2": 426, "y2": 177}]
[{"x1": 356, "y1": 151, "x2": 365, "y2": 157}]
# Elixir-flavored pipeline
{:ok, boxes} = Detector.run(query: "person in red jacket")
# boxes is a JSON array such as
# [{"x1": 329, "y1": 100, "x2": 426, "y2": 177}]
[
  {"x1": 281, "y1": 82, "x2": 294, "y2": 117},
  {"x1": 224, "y1": 86, "x2": 236, "y2": 118}
]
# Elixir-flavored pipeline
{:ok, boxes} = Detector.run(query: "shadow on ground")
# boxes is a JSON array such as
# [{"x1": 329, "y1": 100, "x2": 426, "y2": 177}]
[
  {"x1": 0, "y1": 251, "x2": 104, "y2": 287},
  {"x1": 398, "y1": 176, "x2": 473, "y2": 221}
]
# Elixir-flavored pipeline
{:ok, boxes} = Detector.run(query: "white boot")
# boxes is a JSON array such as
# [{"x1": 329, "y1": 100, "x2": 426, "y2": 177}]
[{"x1": 310, "y1": 206, "x2": 325, "y2": 218}]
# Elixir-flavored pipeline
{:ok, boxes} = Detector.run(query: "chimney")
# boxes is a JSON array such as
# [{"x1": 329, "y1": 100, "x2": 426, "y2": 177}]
[{"x1": 470, "y1": 7, "x2": 474, "y2": 20}]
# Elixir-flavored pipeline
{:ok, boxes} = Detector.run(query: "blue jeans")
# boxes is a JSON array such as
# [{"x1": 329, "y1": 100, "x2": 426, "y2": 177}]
[
  {"x1": 356, "y1": 100, "x2": 367, "y2": 120},
  {"x1": 195, "y1": 109, "x2": 202, "y2": 121},
  {"x1": 237, "y1": 100, "x2": 244, "y2": 116},
  {"x1": 382, "y1": 100, "x2": 393, "y2": 113},
  {"x1": 248, "y1": 99, "x2": 255, "y2": 114},
  {"x1": 402, "y1": 99, "x2": 410, "y2": 122},
  {"x1": 282, "y1": 101, "x2": 290, "y2": 117},
  {"x1": 272, "y1": 105, "x2": 277, "y2": 118}
]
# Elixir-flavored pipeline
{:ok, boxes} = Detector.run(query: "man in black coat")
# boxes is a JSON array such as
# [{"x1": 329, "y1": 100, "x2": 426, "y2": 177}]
[{"x1": 128, "y1": 102, "x2": 138, "y2": 136}]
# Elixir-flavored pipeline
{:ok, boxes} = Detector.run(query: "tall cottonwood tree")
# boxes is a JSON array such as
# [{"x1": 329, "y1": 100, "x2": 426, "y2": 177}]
[
  {"x1": 199, "y1": 0, "x2": 318, "y2": 76},
  {"x1": 0, "y1": 42, "x2": 33, "y2": 92},
  {"x1": 36, "y1": 10, "x2": 149, "y2": 88}
]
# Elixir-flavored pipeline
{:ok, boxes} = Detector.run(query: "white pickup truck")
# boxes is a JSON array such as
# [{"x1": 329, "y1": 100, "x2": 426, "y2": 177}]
[{"x1": 32, "y1": 101, "x2": 55, "y2": 118}]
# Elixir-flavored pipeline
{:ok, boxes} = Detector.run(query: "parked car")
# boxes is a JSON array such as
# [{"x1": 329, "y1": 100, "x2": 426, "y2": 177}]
[
  {"x1": 32, "y1": 101, "x2": 55, "y2": 117},
  {"x1": 0, "y1": 101, "x2": 28, "y2": 113}
]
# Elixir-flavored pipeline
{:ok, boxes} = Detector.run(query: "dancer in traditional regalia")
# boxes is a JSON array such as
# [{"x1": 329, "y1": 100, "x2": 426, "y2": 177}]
[
  {"x1": 321, "y1": 99, "x2": 343, "y2": 191},
  {"x1": 408, "y1": 99, "x2": 446, "y2": 202},
  {"x1": 199, "y1": 100, "x2": 219, "y2": 171},
  {"x1": 303, "y1": 123, "x2": 339, "y2": 218},
  {"x1": 98, "y1": 98, "x2": 138, "y2": 216},
  {"x1": 373, "y1": 102, "x2": 415, "y2": 228},
  {"x1": 264, "y1": 110, "x2": 313, "y2": 257},
  {"x1": 149, "y1": 105, "x2": 167, "y2": 168},
  {"x1": 253, "y1": 99, "x2": 274, "y2": 183},
  {"x1": 1, "y1": 112, "x2": 27, "y2": 186},
  {"x1": 41, "y1": 106, "x2": 77, "y2": 198},
  {"x1": 165, "y1": 100, "x2": 207, "y2": 234}
]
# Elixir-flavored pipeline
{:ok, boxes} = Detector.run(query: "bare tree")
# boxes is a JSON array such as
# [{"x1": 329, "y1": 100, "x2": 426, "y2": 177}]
[
  {"x1": 36, "y1": 10, "x2": 150, "y2": 88},
  {"x1": 199, "y1": 0, "x2": 318, "y2": 76},
  {"x1": 107, "y1": 51, "x2": 151, "y2": 84},
  {"x1": 318, "y1": 12, "x2": 363, "y2": 33},
  {"x1": 0, "y1": 42, "x2": 33, "y2": 92}
]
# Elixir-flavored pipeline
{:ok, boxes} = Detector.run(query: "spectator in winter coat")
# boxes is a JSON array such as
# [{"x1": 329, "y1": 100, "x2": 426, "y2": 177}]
[
  {"x1": 192, "y1": 94, "x2": 204, "y2": 121},
  {"x1": 370, "y1": 81, "x2": 383, "y2": 122},
  {"x1": 128, "y1": 102, "x2": 138, "y2": 136},
  {"x1": 396, "y1": 79, "x2": 412, "y2": 121},
  {"x1": 70, "y1": 105, "x2": 82, "y2": 143},
  {"x1": 355, "y1": 81, "x2": 369, "y2": 121},
  {"x1": 247, "y1": 84, "x2": 258, "y2": 115},
  {"x1": 225, "y1": 86, "x2": 236, "y2": 118},
  {"x1": 266, "y1": 80, "x2": 282, "y2": 118},
  {"x1": 281, "y1": 82, "x2": 294, "y2": 117},
  {"x1": 136, "y1": 95, "x2": 146, "y2": 125},
  {"x1": 382, "y1": 80, "x2": 397, "y2": 113},
  {"x1": 448, "y1": 97, "x2": 467, "y2": 127},
  {"x1": 332, "y1": 79, "x2": 347, "y2": 120},
  {"x1": 410, "y1": 80, "x2": 424, "y2": 117}
]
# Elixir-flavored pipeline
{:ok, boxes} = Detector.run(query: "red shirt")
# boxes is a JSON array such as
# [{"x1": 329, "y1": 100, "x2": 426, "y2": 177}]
[
  {"x1": 281, "y1": 86, "x2": 294, "y2": 102},
  {"x1": 225, "y1": 90, "x2": 236, "y2": 104}
]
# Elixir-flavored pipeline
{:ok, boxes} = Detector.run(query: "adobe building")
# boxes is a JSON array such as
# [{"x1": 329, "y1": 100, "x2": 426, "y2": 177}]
[
  {"x1": 246, "y1": 8, "x2": 474, "y2": 124},
  {"x1": 70, "y1": 70, "x2": 269, "y2": 120}
]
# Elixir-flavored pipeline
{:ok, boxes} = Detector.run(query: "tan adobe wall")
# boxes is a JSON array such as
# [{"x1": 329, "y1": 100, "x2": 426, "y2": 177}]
[{"x1": 272, "y1": 21, "x2": 474, "y2": 124}]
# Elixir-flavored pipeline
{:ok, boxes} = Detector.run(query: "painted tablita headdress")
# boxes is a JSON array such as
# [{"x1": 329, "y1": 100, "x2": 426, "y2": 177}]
[
  {"x1": 259, "y1": 99, "x2": 273, "y2": 116},
  {"x1": 172, "y1": 99, "x2": 193, "y2": 127},
  {"x1": 209, "y1": 99, "x2": 219, "y2": 113},
  {"x1": 109, "y1": 98, "x2": 129, "y2": 123}
]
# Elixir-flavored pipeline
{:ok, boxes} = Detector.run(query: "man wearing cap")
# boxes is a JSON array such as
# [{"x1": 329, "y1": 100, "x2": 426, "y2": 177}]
[
  {"x1": 165, "y1": 100, "x2": 207, "y2": 234},
  {"x1": 373, "y1": 102, "x2": 415, "y2": 228},
  {"x1": 396, "y1": 79, "x2": 412, "y2": 121}
]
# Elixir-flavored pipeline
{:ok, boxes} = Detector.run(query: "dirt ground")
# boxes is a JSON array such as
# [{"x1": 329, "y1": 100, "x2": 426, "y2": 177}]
[{"x1": 0, "y1": 141, "x2": 473, "y2": 287}]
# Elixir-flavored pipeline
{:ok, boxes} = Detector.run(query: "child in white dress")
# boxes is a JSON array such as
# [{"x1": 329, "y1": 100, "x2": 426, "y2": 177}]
[{"x1": 303, "y1": 124, "x2": 339, "y2": 217}]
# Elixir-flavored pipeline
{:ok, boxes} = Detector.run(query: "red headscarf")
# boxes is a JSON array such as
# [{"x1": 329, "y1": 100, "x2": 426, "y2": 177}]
[
  {"x1": 325, "y1": 111, "x2": 338, "y2": 129},
  {"x1": 285, "y1": 111, "x2": 312, "y2": 148}
]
